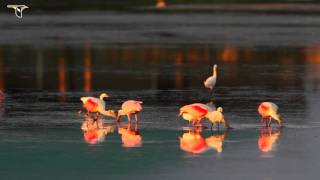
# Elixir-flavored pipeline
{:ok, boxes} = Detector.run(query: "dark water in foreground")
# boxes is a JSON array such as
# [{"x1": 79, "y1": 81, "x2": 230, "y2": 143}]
[{"x1": 1, "y1": 12, "x2": 320, "y2": 180}]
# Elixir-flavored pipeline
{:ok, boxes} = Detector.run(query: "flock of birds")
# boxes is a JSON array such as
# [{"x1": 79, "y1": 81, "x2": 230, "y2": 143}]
[{"x1": 79, "y1": 64, "x2": 284, "y2": 134}]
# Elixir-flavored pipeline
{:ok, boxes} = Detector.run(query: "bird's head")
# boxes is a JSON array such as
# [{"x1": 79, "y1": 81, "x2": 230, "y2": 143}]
[
  {"x1": 99, "y1": 93, "x2": 109, "y2": 100},
  {"x1": 217, "y1": 107, "x2": 223, "y2": 112},
  {"x1": 213, "y1": 64, "x2": 218, "y2": 69}
]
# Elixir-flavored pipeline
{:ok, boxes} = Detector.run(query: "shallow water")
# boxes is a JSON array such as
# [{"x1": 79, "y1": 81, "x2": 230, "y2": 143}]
[{"x1": 1, "y1": 11, "x2": 320, "y2": 180}]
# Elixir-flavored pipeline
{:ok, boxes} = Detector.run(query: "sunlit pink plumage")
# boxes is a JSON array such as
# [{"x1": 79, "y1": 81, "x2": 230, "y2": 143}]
[
  {"x1": 117, "y1": 100, "x2": 143, "y2": 123},
  {"x1": 80, "y1": 93, "x2": 116, "y2": 119},
  {"x1": 258, "y1": 102, "x2": 283, "y2": 127},
  {"x1": 179, "y1": 103, "x2": 210, "y2": 126}
]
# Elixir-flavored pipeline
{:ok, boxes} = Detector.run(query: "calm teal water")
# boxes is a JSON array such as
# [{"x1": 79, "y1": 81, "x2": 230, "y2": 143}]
[{"x1": 0, "y1": 127, "x2": 319, "y2": 180}]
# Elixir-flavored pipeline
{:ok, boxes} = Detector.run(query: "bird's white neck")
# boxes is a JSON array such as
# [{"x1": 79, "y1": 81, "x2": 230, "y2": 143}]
[{"x1": 213, "y1": 66, "x2": 217, "y2": 77}]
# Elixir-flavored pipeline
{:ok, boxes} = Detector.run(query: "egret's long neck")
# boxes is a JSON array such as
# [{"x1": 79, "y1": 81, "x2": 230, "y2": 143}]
[{"x1": 213, "y1": 66, "x2": 217, "y2": 77}]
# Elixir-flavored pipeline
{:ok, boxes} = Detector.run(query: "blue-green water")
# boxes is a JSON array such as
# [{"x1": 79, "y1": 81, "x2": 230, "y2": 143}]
[{"x1": 1, "y1": 127, "x2": 319, "y2": 180}]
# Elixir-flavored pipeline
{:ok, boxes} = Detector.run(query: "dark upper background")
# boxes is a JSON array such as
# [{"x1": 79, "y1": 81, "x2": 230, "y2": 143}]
[{"x1": 1, "y1": 0, "x2": 320, "y2": 12}]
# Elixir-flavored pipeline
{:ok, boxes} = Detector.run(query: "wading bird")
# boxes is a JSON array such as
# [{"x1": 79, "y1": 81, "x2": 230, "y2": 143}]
[
  {"x1": 180, "y1": 103, "x2": 231, "y2": 129},
  {"x1": 206, "y1": 107, "x2": 231, "y2": 130},
  {"x1": 204, "y1": 64, "x2": 218, "y2": 91},
  {"x1": 258, "y1": 102, "x2": 283, "y2": 127},
  {"x1": 179, "y1": 103, "x2": 211, "y2": 126},
  {"x1": 80, "y1": 93, "x2": 116, "y2": 119},
  {"x1": 116, "y1": 100, "x2": 143, "y2": 124}
]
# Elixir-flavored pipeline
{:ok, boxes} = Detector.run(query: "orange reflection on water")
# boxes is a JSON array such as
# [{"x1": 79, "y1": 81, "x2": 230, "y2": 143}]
[
  {"x1": 118, "y1": 123, "x2": 142, "y2": 148},
  {"x1": 84, "y1": 46, "x2": 92, "y2": 92},
  {"x1": 219, "y1": 45, "x2": 238, "y2": 62},
  {"x1": 82, "y1": 117, "x2": 115, "y2": 144},
  {"x1": 180, "y1": 128, "x2": 229, "y2": 154},
  {"x1": 180, "y1": 128, "x2": 208, "y2": 154},
  {"x1": 205, "y1": 131, "x2": 228, "y2": 153},
  {"x1": 58, "y1": 56, "x2": 67, "y2": 99},
  {"x1": 305, "y1": 46, "x2": 320, "y2": 64},
  {"x1": 258, "y1": 127, "x2": 281, "y2": 153}
]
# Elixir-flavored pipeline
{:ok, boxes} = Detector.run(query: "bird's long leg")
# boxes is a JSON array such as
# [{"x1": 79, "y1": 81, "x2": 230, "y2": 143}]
[
  {"x1": 134, "y1": 113, "x2": 139, "y2": 126},
  {"x1": 95, "y1": 112, "x2": 101, "y2": 120},
  {"x1": 210, "y1": 123, "x2": 214, "y2": 134},
  {"x1": 134, "y1": 121, "x2": 138, "y2": 131},
  {"x1": 127, "y1": 114, "x2": 131, "y2": 124},
  {"x1": 268, "y1": 117, "x2": 272, "y2": 127},
  {"x1": 260, "y1": 117, "x2": 265, "y2": 124},
  {"x1": 217, "y1": 123, "x2": 220, "y2": 131},
  {"x1": 78, "y1": 107, "x2": 85, "y2": 116}
]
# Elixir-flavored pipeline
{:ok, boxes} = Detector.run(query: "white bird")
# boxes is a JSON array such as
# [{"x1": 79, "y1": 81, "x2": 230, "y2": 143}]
[
  {"x1": 204, "y1": 64, "x2": 218, "y2": 90},
  {"x1": 206, "y1": 107, "x2": 231, "y2": 130}
]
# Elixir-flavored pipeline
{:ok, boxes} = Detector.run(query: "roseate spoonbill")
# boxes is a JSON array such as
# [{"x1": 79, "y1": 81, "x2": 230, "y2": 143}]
[
  {"x1": 258, "y1": 102, "x2": 283, "y2": 127},
  {"x1": 80, "y1": 93, "x2": 116, "y2": 119},
  {"x1": 116, "y1": 100, "x2": 143, "y2": 123},
  {"x1": 204, "y1": 64, "x2": 217, "y2": 90},
  {"x1": 179, "y1": 103, "x2": 212, "y2": 126},
  {"x1": 206, "y1": 107, "x2": 231, "y2": 130}
]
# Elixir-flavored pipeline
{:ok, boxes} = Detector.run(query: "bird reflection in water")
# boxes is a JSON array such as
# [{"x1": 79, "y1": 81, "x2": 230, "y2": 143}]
[
  {"x1": 258, "y1": 127, "x2": 281, "y2": 153},
  {"x1": 206, "y1": 130, "x2": 229, "y2": 153},
  {"x1": 179, "y1": 127, "x2": 229, "y2": 154},
  {"x1": 81, "y1": 116, "x2": 115, "y2": 144},
  {"x1": 118, "y1": 122, "x2": 142, "y2": 148}
]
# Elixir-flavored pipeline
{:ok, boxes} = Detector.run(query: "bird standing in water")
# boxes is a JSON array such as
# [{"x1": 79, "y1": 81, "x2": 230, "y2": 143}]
[
  {"x1": 180, "y1": 103, "x2": 231, "y2": 129},
  {"x1": 258, "y1": 102, "x2": 283, "y2": 127},
  {"x1": 206, "y1": 107, "x2": 231, "y2": 130},
  {"x1": 179, "y1": 103, "x2": 211, "y2": 127},
  {"x1": 80, "y1": 93, "x2": 116, "y2": 119},
  {"x1": 116, "y1": 100, "x2": 143, "y2": 124},
  {"x1": 204, "y1": 64, "x2": 218, "y2": 91}
]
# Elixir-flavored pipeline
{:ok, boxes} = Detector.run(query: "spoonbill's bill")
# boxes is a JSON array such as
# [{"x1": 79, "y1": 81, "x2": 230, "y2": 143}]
[
  {"x1": 80, "y1": 93, "x2": 116, "y2": 119},
  {"x1": 204, "y1": 64, "x2": 217, "y2": 90},
  {"x1": 258, "y1": 102, "x2": 283, "y2": 127},
  {"x1": 116, "y1": 100, "x2": 143, "y2": 123}
]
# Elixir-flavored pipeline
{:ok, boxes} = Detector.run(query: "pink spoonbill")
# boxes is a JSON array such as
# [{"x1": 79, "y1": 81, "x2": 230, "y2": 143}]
[
  {"x1": 116, "y1": 100, "x2": 143, "y2": 124},
  {"x1": 179, "y1": 103, "x2": 213, "y2": 127},
  {"x1": 80, "y1": 93, "x2": 116, "y2": 119},
  {"x1": 258, "y1": 102, "x2": 283, "y2": 127}
]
